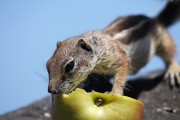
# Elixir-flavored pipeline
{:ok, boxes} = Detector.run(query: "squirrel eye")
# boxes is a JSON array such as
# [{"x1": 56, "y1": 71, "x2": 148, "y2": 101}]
[{"x1": 64, "y1": 60, "x2": 75, "y2": 74}]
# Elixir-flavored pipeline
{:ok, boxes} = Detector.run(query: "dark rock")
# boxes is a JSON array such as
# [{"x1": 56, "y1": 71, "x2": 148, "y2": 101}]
[{"x1": 0, "y1": 70, "x2": 179, "y2": 120}]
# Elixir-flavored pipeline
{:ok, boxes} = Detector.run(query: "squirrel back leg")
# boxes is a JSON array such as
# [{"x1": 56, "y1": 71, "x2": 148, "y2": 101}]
[{"x1": 156, "y1": 29, "x2": 180, "y2": 88}]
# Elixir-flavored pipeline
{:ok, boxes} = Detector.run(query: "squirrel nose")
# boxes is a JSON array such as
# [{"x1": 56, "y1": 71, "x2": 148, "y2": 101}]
[{"x1": 48, "y1": 87, "x2": 59, "y2": 94}]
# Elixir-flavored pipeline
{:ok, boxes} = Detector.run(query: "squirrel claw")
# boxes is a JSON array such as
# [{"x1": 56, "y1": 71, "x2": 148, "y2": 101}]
[{"x1": 164, "y1": 62, "x2": 180, "y2": 88}]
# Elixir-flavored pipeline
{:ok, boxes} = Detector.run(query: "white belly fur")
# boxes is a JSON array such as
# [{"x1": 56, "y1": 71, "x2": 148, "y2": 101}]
[{"x1": 124, "y1": 34, "x2": 156, "y2": 74}]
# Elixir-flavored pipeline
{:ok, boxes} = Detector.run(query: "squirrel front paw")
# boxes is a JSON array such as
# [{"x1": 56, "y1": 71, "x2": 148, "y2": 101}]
[
  {"x1": 110, "y1": 88, "x2": 123, "y2": 95},
  {"x1": 164, "y1": 61, "x2": 180, "y2": 88}
]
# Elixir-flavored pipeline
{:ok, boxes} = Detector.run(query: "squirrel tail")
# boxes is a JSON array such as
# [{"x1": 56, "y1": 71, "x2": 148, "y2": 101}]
[{"x1": 156, "y1": 1, "x2": 180, "y2": 27}]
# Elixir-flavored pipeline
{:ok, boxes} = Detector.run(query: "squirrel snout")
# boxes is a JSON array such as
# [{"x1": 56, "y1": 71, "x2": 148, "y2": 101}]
[{"x1": 48, "y1": 85, "x2": 59, "y2": 94}]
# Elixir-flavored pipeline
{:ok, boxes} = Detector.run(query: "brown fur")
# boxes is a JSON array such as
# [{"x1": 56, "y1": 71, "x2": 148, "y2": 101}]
[{"x1": 47, "y1": 1, "x2": 180, "y2": 94}]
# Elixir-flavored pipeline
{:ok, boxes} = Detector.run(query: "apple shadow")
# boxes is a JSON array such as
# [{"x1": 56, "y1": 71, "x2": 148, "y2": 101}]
[{"x1": 83, "y1": 70, "x2": 165, "y2": 99}]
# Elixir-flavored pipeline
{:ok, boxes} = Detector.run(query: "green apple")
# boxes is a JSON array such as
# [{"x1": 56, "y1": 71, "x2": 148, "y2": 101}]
[{"x1": 51, "y1": 88, "x2": 144, "y2": 120}]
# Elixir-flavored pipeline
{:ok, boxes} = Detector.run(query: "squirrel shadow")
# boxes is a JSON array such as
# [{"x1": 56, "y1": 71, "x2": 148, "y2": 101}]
[{"x1": 83, "y1": 70, "x2": 165, "y2": 99}]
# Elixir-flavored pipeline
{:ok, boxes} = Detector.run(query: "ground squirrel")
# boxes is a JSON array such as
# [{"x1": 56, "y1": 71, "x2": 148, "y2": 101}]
[{"x1": 47, "y1": 1, "x2": 180, "y2": 94}]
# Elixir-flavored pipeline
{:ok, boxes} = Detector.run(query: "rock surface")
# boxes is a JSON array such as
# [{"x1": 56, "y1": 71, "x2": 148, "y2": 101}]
[{"x1": 0, "y1": 71, "x2": 179, "y2": 120}]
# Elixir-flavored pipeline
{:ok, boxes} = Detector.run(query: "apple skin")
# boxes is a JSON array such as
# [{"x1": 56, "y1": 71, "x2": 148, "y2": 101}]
[{"x1": 50, "y1": 88, "x2": 144, "y2": 120}]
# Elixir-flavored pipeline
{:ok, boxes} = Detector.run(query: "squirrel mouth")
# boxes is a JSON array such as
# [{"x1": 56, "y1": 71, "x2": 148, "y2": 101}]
[
  {"x1": 67, "y1": 84, "x2": 80, "y2": 94},
  {"x1": 67, "y1": 80, "x2": 84, "y2": 94}
]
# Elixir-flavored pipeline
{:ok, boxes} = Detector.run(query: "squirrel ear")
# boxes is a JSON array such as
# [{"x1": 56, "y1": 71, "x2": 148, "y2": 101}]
[
  {"x1": 77, "y1": 39, "x2": 92, "y2": 52},
  {"x1": 57, "y1": 41, "x2": 62, "y2": 48}
]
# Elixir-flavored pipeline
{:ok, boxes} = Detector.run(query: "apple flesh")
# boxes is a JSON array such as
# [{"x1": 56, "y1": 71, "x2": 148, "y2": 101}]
[{"x1": 51, "y1": 88, "x2": 144, "y2": 120}]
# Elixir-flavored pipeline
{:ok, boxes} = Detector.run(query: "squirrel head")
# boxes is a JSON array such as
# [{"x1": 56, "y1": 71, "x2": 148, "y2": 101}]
[{"x1": 47, "y1": 30, "x2": 108, "y2": 94}]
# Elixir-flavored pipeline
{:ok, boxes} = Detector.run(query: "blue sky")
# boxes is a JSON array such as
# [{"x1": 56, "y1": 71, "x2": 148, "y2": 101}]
[{"x1": 0, "y1": 0, "x2": 179, "y2": 115}]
